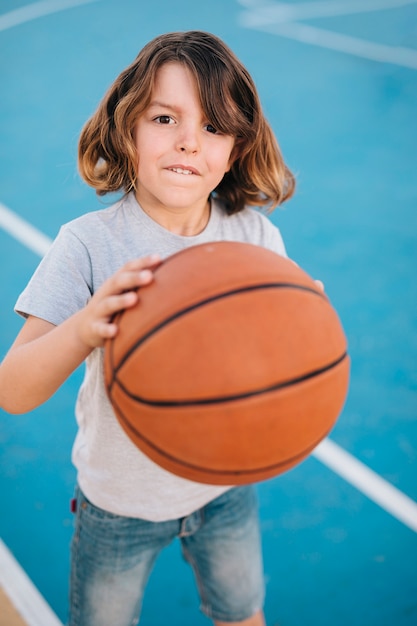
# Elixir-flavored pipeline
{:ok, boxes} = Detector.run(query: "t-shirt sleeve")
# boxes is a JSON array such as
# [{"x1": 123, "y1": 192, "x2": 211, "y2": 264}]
[
  {"x1": 255, "y1": 210, "x2": 287, "y2": 257},
  {"x1": 15, "y1": 225, "x2": 93, "y2": 326},
  {"x1": 267, "y1": 220, "x2": 287, "y2": 258}
]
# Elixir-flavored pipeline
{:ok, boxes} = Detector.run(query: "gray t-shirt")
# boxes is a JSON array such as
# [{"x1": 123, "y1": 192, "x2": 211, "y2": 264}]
[{"x1": 16, "y1": 192, "x2": 287, "y2": 521}]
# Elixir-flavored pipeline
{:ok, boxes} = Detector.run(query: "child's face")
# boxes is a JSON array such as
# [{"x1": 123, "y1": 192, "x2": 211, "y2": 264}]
[{"x1": 133, "y1": 62, "x2": 235, "y2": 219}]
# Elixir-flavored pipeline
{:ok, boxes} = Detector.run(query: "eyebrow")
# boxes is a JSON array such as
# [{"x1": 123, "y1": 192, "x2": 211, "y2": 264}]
[{"x1": 147, "y1": 100, "x2": 180, "y2": 112}]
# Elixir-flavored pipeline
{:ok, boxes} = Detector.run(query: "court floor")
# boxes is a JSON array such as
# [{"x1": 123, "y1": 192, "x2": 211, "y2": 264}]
[{"x1": 1, "y1": 1, "x2": 416, "y2": 625}]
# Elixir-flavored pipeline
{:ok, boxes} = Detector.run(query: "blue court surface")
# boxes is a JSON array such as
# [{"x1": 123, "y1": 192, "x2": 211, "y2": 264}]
[{"x1": 0, "y1": 1, "x2": 416, "y2": 625}]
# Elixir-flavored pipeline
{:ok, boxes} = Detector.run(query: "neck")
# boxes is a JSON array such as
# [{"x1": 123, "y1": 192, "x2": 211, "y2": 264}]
[{"x1": 137, "y1": 197, "x2": 211, "y2": 236}]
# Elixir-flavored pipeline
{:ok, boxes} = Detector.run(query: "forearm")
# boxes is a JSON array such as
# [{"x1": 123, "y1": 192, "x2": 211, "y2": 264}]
[
  {"x1": 0, "y1": 312, "x2": 92, "y2": 414},
  {"x1": 0, "y1": 255, "x2": 160, "y2": 414}
]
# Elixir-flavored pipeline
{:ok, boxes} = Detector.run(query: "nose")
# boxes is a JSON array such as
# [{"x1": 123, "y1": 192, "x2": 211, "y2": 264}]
[{"x1": 176, "y1": 122, "x2": 200, "y2": 154}]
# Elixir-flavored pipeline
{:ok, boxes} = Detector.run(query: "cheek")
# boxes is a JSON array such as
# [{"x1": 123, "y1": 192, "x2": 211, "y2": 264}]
[
  {"x1": 135, "y1": 138, "x2": 157, "y2": 175},
  {"x1": 134, "y1": 125, "x2": 156, "y2": 158},
  {"x1": 208, "y1": 141, "x2": 235, "y2": 174},
  {"x1": 224, "y1": 140, "x2": 237, "y2": 172}
]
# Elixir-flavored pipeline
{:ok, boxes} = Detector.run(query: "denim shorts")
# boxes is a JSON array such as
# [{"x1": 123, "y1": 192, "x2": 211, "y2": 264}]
[{"x1": 68, "y1": 485, "x2": 264, "y2": 625}]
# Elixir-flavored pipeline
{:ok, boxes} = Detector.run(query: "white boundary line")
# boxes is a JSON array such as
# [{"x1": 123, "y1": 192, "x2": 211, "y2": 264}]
[
  {"x1": 313, "y1": 439, "x2": 417, "y2": 532},
  {"x1": 0, "y1": 203, "x2": 52, "y2": 256},
  {"x1": 0, "y1": 0, "x2": 99, "y2": 32},
  {"x1": 0, "y1": 539, "x2": 63, "y2": 626},
  {"x1": 237, "y1": 0, "x2": 417, "y2": 23},
  {"x1": 1, "y1": 201, "x2": 417, "y2": 534},
  {"x1": 238, "y1": 0, "x2": 417, "y2": 70},
  {"x1": 241, "y1": 20, "x2": 417, "y2": 69}
]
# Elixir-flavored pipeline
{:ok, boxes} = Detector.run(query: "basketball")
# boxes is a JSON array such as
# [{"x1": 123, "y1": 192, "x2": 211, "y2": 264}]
[{"x1": 104, "y1": 242, "x2": 349, "y2": 485}]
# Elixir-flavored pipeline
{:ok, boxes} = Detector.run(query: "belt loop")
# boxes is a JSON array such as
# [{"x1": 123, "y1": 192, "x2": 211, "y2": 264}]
[
  {"x1": 179, "y1": 516, "x2": 188, "y2": 537},
  {"x1": 179, "y1": 509, "x2": 203, "y2": 537}
]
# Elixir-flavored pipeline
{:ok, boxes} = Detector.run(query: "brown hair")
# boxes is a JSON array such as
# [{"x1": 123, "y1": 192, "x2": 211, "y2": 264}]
[{"x1": 78, "y1": 31, "x2": 295, "y2": 213}]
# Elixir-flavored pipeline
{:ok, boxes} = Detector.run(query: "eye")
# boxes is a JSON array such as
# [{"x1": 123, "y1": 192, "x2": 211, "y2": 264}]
[
  {"x1": 204, "y1": 123, "x2": 219, "y2": 134},
  {"x1": 154, "y1": 115, "x2": 174, "y2": 125}
]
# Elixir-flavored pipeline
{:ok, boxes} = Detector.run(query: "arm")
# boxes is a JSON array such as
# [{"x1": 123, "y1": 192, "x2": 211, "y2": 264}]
[{"x1": 0, "y1": 254, "x2": 160, "y2": 414}]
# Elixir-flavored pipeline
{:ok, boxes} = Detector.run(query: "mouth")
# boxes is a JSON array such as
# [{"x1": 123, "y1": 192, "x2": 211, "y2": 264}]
[{"x1": 166, "y1": 165, "x2": 199, "y2": 176}]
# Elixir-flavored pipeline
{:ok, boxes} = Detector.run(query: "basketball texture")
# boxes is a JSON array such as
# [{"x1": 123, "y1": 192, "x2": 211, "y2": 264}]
[{"x1": 104, "y1": 242, "x2": 349, "y2": 485}]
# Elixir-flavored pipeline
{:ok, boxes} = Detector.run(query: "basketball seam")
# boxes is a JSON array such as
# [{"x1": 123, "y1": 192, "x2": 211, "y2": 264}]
[
  {"x1": 109, "y1": 282, "x2": 327, "y2": 383},
  {"x1": 113, "y1": 351, "x2": 348, "y2": 407},
  {"x1": 111, "y1": 393, "x2": 329, "y2": 477}
]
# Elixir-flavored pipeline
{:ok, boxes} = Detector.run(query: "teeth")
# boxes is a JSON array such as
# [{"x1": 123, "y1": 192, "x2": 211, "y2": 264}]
[{"x1": 170, "y1": 167, "x2": 193, "y2": 175}]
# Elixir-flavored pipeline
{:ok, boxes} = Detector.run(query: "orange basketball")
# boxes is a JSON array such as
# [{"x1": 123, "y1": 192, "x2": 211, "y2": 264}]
[{"x1": 104, "y1": 242, "x2": 349, "y2": 485}]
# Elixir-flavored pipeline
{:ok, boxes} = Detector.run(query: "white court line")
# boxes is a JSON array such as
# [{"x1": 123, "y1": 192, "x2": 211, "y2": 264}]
[
  {"x1": 313, "y1": 439, "x2": 417, "y2": 533},
  {"x1": 244, "y1": 20, "x2": 417, "y2": 70},
  {"x1": 0, "y1": 203, "x2": 52, "y2": 256},
  {"x1": 237, "y1": 0, "x2": 417, "y2": 23},
  {"x1": 0, "y1": 0, "x2": 99, "y2": 32},
  {"x1": 0, "y1": 539, "x2": 63, "y2": 626},
  {"x1": 1, "y1": 201, "x2": 417, "y2": 534},
  {"x1": 238, "y1": 0, "x2": 417, "y2": 70}
]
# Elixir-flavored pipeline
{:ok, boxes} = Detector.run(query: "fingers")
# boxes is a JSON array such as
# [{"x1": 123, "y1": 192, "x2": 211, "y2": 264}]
[
  {"x1": 108, "y1": 268, "x2": 153, "y2": 297},
  {"x1": 123, "y1": 254, "x2": 162, "y2": 271},
  {"x1": 96, "y1": 257, "x2": 160, "y2": 319},
  {"x1": 78, "y1": 254, "x2": 162, "y2": 348},
  {"x1": 98, "y1": 254, "x2": 161, "y2": 299},
  {"x1": 99, "y1": 290, "x2": 139, "y2": 319}
]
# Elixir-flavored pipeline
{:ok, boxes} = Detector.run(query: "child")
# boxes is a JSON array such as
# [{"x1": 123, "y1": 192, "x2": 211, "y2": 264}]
[{"x1": 0, "y1": 31, "x2": 295, "y2": 626}]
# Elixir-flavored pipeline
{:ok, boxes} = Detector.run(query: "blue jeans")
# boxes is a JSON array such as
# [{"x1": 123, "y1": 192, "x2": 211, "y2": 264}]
[{"x1": 68, "y1": 485, "x2": 265, "y2": 625}]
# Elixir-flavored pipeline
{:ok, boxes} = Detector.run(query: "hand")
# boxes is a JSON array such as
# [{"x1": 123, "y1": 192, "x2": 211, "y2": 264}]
[{"x1": 77, "y1": 254, "x2": 161, "y2": 348}]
